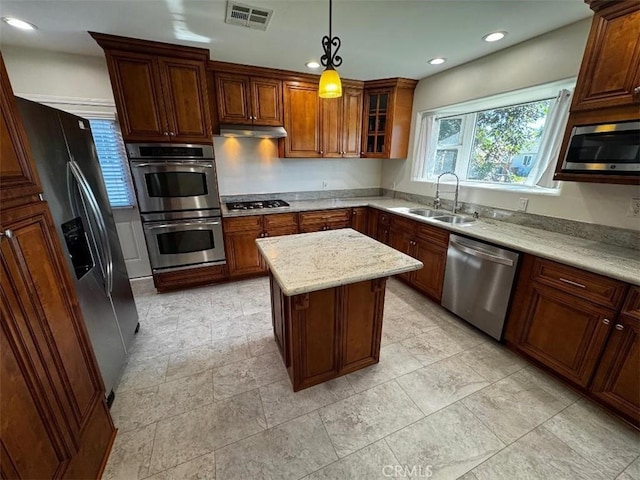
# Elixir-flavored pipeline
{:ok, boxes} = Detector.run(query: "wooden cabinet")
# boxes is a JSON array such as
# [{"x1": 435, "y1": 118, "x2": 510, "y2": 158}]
[
  {"x1": 224, "y1": 213, "x2": 299, "y2": 277},
  {"x1": 91, "y1": 33, "x2": 213, "y2": 144},
  {"x1": 350, "y1": 207, "x2": 369, "y2": 234},
  {"x1": 0, "y1": 54, "x2": 115, "y2": 478},
  {"x1": 271, "y1": 276, "x2": 386, "y2": 391},
  {"x1": 0, "y1": 52, "x2": 42, "y2": 206},
  {"x1": 215, "y1": 72, "x2": 283, "y2": 126},
  {"x1": 507, "y1": 256, "x2": 627, "y2": 388},
  {"x1": 591, "y1": 287, "x2": 640, "y2": 426},
  {"x1": 281, "y1": 81, "x2": 322, "y2": 158},
  {"x1": 281, "y1": 81, "x2": 363, "y2": 159},
  {"x1": 319, "y1": 87, "x2": 364, "y2": 158},
  {"x1": 572, "y1": 2, "x2": 640, "y2": 113},
  {"x1": 386, "y1": 213, "x2": 449, "y2": 301},
  {"x1": 361, "y1": 78, "x2": 417, "y2": 159},
  {"x1": 298, "y1": 208, "x2": 351, "y2": 232},
  {"x1": 554, "y1": 1, "x2": 640, "y2": 185}
]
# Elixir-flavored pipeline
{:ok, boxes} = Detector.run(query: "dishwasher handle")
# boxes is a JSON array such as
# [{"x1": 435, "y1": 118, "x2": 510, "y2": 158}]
[{"x1": 450, "y1": 240, "x2": 515, "y2": 267}]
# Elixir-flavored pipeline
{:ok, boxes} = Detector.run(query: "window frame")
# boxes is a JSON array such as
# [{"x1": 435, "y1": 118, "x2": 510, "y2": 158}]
[{"x1": 411, "y1": 79, "x2": 575, "y2": 192}]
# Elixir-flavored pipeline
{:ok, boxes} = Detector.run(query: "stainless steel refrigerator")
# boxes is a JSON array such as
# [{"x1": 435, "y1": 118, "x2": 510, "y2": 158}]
[{"x1": 17, "y1": 97, "x2": 139, "y2": 402}]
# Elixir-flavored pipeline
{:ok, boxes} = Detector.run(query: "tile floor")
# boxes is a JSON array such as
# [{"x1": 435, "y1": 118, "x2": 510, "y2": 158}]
[{"x1": 103, "y1": 276, "x2": 640, "y2": 480}]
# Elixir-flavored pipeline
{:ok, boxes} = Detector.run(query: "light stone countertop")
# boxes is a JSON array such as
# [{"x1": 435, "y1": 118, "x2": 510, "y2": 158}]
[
  {"x1": 224, "y1": 196, "x2": 640, "y2": 285},
  {"x1": 256, "y1": 228, "x2": 424, "y2": 296}
]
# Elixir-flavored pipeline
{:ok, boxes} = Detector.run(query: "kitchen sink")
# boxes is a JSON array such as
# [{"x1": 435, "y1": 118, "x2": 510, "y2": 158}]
[
  {"x1": 433, "y1": 215, "x2": 477, "y2": 225},
  {"x1": 407, "y1": 208, "x2": 449, "y2": 217}
]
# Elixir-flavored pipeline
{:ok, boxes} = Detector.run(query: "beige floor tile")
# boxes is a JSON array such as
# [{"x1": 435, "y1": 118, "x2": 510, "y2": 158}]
[
  {"x1": 246, "y1": 329, "x2": 279, "y2": 357},
  {"x1": 165, "y1": 336, "x2": 250, "y2": 381},
  {"x1": 213, "y1": 351, "x2": 288, "y2": 400},
  {"x1": 145, "y1": 452, "x2": 216, "y2": 480},
  {"x1": 461, "y1": 367, "x2": 579, "y2": 444},
  {"x1": 617, "y1": 456, "x2": 640, "y2": 480},
  {"x1": 396, "y1": 356, "x2": 490, "y2": 416},
  {"x1": 472, "y1": 426, "x2": 608, "y2": 480},
  {"x1": 128, "y1": 324, "x2": 212, "y2": 362},
  {"x1": 401, "y1": 325, "x2": 479, "y2": 367},
  {"x1": 116, "y1": 355, "x2": 169, "y2": 393},
  {"x1": 148, "y1": 389, "x2": 267, "y2": 474},
  {"x1": 346, "y1": 343, "x2": 422, "y2": 393},
  {"x1": 456, "y1": 341, "x2": 526, "y2": 383},
  {"x1": 102, "y1": 423, "x2": 156, "y2": 480},
  {"x1": 319, "y1": 380, "x2": 423, "y2": 457},
  {"x1": 215, "y1": 412, "x2": 337, "y2": 480},
  {"x1": 260, "y1": 377, "x2": 354, "y2": 427},
  {"x1": 385, "y1": 403, "x2": 504, "y2": 480},
  {"x1": 303, "y1": 440, "x2": 399, "y2": 480},
  {"x1": 543, "y1": 398, "x2": 640, "y2": 478}
]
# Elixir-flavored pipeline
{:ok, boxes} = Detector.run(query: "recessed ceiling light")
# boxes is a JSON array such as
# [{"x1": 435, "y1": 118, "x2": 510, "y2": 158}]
[
  {"x1": 2, "y1": 17, "x2": 37, "y2": 30},
  {"x1": 428, "y1": 57, "x2": 446, "y2": 65},
  {"x1": 306, "y1": 61, "x2": 320, "y2": 69},
  {"x1": 483, "y1": 31, "x2": 507, "y2": 42}
]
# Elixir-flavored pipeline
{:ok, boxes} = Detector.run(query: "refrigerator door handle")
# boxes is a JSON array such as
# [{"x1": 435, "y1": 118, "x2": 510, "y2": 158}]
[{"x1": 69, "y1": 159, "x2": 114, "y2": 294}]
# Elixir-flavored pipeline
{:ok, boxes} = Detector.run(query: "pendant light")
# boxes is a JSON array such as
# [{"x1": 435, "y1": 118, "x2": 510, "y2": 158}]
[{"x1": 318, "y1": 0, "x2": 342, "y2": 98}]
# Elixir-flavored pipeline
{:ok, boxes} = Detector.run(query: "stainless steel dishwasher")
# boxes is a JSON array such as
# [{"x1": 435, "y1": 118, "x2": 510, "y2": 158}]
[{"x1": 441, "y1": 234, "x2": 520, "y2": 340}]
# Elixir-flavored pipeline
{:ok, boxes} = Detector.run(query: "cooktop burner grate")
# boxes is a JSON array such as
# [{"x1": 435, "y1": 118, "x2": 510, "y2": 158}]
[{"x1": 225, "y1": 199, "x2": 290, "y2": 211}]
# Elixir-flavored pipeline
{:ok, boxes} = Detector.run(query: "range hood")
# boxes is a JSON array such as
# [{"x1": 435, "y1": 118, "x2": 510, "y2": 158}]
[{"x1": 218, "y1": 124, "x2": 287, "y2": 138}]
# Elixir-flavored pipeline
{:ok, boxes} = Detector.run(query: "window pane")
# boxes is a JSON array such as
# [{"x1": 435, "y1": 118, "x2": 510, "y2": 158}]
[
  {"x1": 432, "y1": 149, "x2": 457, "y2": 176},
  {"x1": 438, "y1": 118, "x2": 462, "y2": 146},
  {"x1": 467, "y1": 99, "x2": 551, "y2": 183},
  {"x1": 89, "y1": 119, "x2": 135, "y2": 207}
]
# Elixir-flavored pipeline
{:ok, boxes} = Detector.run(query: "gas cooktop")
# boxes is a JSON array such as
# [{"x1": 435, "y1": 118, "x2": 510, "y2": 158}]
[{"x1": 225, "y1": 199, "x2": 290, "y2": 211}]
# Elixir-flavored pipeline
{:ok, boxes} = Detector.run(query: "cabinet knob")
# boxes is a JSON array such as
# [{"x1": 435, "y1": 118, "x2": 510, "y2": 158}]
[
  {"x1": 164, "y1": 132, "x2": 169, "y2": 136},
  {"x1": 0, "y1": 229, "x2": 13, "y2": 239},
  {"x1": 603, "y1": 318, "x2": 610, "y2": 325},
  {"x1": 169, "y1": 132, "x2": 175, "y2": 136},
  {"x1": 615, "y1": 324, "x2": 625, "y2": 330},
  {"x1": 320, "y1": 151, "x2": 324, "y2": 155},
  {"x1": 634, "y1": 86, "x2": 640, "y2": 95}
]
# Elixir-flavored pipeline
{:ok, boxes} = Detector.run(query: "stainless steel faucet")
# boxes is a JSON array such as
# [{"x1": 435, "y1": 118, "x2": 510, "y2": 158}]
[{"x1": 435, "y1": 171, "x2": 460, "y2": 214}]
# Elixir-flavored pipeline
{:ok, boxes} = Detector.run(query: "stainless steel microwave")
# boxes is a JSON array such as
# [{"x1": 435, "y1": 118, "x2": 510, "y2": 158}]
[{"x1": 561, "y1": 121, "x2": 640, "y2": 173}]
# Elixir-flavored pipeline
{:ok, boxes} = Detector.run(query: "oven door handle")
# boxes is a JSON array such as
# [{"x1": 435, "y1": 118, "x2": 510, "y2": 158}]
[
  {"x1": 145, "y1": 220, "x2": 221, "y2": 230},
  {"x1": 131, "y1": 162, "x2": 213, "y2": 168}
]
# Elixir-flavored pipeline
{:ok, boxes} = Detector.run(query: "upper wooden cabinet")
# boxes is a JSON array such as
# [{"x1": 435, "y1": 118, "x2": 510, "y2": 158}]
[
  {"x1": 572, "y1": 2, "x2": 640, "y2": 113},
  {"x1": 553, "y1": 1, "x2": 640, "y2": 185},
  {"x1": 281, "y1": 81, "x2": 322, "y2": 158},
  {"x1": 280, "y1": 81, "x2": 364, "y2": 159},
  {"x1": 215, "y1": 72, "x2": 283, "y2": 126},
  {"x1": 91, "y1": 32, "x2": 213, "y2": 144},
  {"x1": 0, "y1": 52, "x2": 42, "y2": 206},
  {"x1": 361, "y1": 78, "x2": 417, "y2": 159}
]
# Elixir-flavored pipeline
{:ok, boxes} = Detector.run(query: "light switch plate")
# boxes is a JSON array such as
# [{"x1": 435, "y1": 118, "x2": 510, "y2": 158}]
[{"x1": 517, "y1": 198, "x2": 529, "y2": 212}]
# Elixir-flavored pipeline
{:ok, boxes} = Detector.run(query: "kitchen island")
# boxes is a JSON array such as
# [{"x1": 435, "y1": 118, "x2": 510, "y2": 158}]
[{"x1": 256, "y1": 228, "x2": 423, "y2": 391}]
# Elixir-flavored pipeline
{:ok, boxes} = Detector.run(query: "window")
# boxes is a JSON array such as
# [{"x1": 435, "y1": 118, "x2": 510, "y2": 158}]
[
  {"x1": 415, "y1": 82, "x2": 573, "y2": 189},
  {"x1": 88, "y1": 119, "x2": 135, "y2": 208}
]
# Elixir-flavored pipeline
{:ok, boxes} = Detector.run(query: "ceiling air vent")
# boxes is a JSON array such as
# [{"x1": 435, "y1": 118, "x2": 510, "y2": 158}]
[{"x1": 226, "y1": 2, "x2": 273, "y2": 31}]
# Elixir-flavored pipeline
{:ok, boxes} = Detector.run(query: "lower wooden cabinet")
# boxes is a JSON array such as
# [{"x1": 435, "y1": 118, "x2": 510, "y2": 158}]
[
  {"x1": 154, "y1": 263, "x2": 228, "y2": 292},
  {"x1": 0, "y1": 202, "x2": 115, "y2": 479},
  {"x1": 225, "y1": 229, "x2": 266, "y2": 277},
  {"x1": 350, "y1": 207, "x2": 369, "y2": 234},
  {"x1": 591, "y1": 287, "x2": 640, "y2": 426},
  {"x1": 411, "y1": 239, "x2": 447, "y2": 300},
  {"x1": 298, "y1": 208, "x2": 351, "y2": 233},
  {"x1": 271, "y1": 275, "x2": 385, "y2": 391}
]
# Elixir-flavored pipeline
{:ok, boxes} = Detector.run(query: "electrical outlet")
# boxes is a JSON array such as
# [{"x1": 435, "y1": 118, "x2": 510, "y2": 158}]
[
  {"x1": 517, "y1": 198, "x2": 529, "y2": 212},
  {"x1": 627, "y1": 198, "x2": 640, "y2": 217}
]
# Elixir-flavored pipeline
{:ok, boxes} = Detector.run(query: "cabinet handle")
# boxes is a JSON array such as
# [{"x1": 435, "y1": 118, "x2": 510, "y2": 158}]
[
  {"x1": 603, "y1": 318, "x2": 610, "y2": 325},
  {"x1": 0, "y1": 229, "x2": 13, "y2": 238},
  {"x1": 615, "y1": 324, "x2": 625, "y2": 331},
  {"x1": 558, "y1": 278, "x2": 586, "y2": 289},
  {"x1": 634, "y1": 86, "x2": 640, "y2": 95}
]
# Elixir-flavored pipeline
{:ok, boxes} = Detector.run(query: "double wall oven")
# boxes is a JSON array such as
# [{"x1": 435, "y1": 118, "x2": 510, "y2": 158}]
[{"x1": 127, "y1": 143, "x2": 225, "y2": 272}]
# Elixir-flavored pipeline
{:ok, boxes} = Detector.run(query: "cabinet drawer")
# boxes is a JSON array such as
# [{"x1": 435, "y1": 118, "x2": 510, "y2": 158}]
[
  {"x1": 378, "y1": 212, "x2": 391, "y2": 226},
  {"x1": 415, "y1": 224, "x2": 449, "y2": 247},
  {"x1": 298, "y1": 209, "x2": 351, "y2": 226},
  {"x1": 264, "y1": 213, "x2": 298, "y2": 231},
  {"x1": 532, "y1": 258, "x2": 627, "y2": 309},
  {"x1": 223, "y1": 215, "x2": 263, "y2": 233},
  {"x1": 390, "y1": 215, "x2": 415, "y2": 234},
  {"x1": 622, "y1": 286, "x2": 640, "y2": 319}
]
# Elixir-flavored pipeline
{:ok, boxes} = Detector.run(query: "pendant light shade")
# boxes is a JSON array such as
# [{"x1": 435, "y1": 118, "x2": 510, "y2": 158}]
[
  {"x1": 319, "y1": 0, "x2": 343, "y2": 98},
  {"x1": 319, "y1": 67, "x2": 342, "y2": 98}
]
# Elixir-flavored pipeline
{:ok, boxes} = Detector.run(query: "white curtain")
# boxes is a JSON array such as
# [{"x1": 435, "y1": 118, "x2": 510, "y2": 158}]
[
  {"x1": 412, "y1": 114, "x2": 437, "y2": 179},
  {"x1": 525, "y1": 89, "x2": 573, "y2": 188}
]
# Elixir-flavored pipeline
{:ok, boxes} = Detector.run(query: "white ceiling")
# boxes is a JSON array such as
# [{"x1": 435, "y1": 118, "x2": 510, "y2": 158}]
[{"x1": 0, "y1": 0, "x2": 592, "y2": 80}]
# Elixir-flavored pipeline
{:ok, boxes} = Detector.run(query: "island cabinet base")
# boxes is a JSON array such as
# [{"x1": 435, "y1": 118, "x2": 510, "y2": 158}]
[{"x1": 270, "y1": 274, "x2": 387, "y2": 391}]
